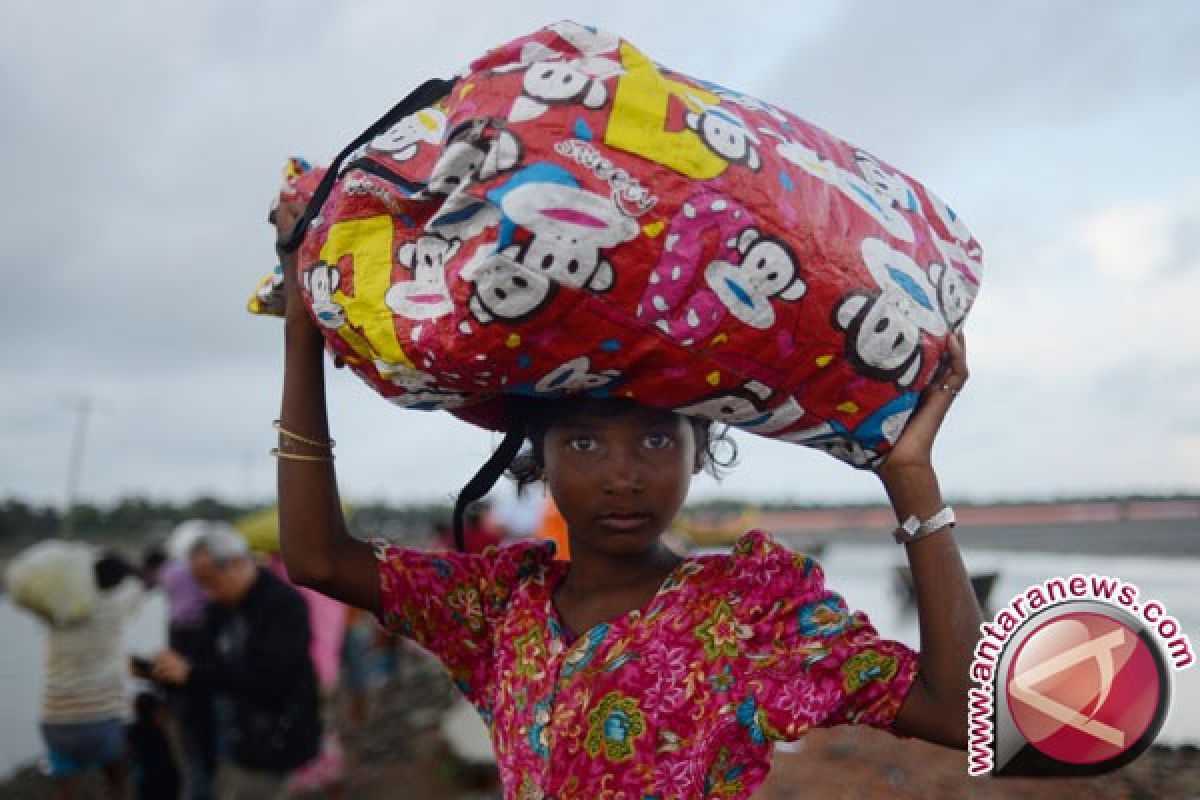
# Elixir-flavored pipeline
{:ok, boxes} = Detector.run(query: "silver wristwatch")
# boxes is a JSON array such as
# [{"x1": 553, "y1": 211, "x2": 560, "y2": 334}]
[{"x1": 892, "y1": 506, "x2": 956, "y2": 544}]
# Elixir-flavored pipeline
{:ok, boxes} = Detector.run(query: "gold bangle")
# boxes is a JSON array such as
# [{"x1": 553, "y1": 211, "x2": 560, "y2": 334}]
[
  {"x1": 273, "y1": 420, "x2": 335, "y2": 449},
  {"x1": 270, "y1": 447, "x2": 335, "y2": 462}
]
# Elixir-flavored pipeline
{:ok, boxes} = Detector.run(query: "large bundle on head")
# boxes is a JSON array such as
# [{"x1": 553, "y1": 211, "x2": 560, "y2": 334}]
[
  {"x1": 5, "y1": 540, "x2": 97, "y2": 626},
  {"x1": 257, "y1": 21, "x2": 982, "y2": 470}
]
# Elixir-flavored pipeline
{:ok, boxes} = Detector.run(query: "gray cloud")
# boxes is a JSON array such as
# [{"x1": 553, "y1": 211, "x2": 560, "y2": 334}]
[
  {"x1": 1162, "y1": 213, "x2": 1200, "y2": 279},
  {"x1": 761, "y1": 1, "x2": 1200, "y2": 165}
]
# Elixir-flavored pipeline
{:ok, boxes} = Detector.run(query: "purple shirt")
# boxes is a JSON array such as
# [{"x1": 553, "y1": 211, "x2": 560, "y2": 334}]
[{"x1": 161, "y1": 559, "x2": 207, "y2": 628}]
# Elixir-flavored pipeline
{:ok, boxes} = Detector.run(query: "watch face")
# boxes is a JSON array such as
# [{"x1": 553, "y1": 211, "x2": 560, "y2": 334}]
[{"x1": 895, "y1": 516, "x2": 921, "y2": 542}]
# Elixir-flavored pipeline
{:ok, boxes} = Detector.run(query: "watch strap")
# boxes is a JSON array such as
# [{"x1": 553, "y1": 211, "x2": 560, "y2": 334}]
[{"x1": 892, "y1": 506, "x2": 956, "y2": 544}]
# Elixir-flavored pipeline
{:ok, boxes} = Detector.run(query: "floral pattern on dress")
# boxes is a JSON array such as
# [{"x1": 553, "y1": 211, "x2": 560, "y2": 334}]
[
  {"x1": 374, "y1": 530, "x2": 918, "y2": 798},
  {"x1": 694, "y1": 599, "x2": 753, "y2": 660},
  {"x1": 447, "y1": 583, "x2": 486, "y2": 634},
  {"x1": 797, "y1": 596, "x2": 851, "y2": 637},
  {"x1": 842, "y1": 649, "x2": 900, "y2": 693},
  {"x1": 514, "y1": 626, "x2": 549, "y2": 680},
  {"x1": 528, "y1": 697, "x2": 553, "y2": 759},
  {"x1": 561, "y1": 624, "x2": 609, "y2": 681},
  {"x1": 703, "y1": 746, "x2": 746, "y2": 797},
  {"x1": 585, "y1": 691, "x2": 648, "y2": 762}
]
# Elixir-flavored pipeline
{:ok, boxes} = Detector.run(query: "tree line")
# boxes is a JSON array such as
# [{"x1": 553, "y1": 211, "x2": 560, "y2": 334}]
[{"x1": 0, "y1": 496, "x2": 452, "y2": 543}]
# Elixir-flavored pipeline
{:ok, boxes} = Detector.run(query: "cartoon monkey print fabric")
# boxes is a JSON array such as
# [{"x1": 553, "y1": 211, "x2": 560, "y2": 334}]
[{"x1": 253, "y1": 21, "x2": 983, "y2": 469}]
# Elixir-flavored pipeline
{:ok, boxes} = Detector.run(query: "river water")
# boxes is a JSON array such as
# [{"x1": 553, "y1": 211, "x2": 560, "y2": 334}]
[
  {"x1": 816, "y1": 544, "x2": 1200, "y2": 747},
  {"x1": 0, "y1": 548, "x2": 1196, "y2": 778}
]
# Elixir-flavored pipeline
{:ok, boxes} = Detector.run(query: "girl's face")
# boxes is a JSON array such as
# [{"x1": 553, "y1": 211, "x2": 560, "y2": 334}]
[{"x1": 542, "y1": 402, "x2": 700, "y2": 559}]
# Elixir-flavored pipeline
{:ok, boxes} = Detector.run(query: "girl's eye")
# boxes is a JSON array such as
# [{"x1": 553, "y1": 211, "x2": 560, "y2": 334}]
[
  {"x1": 644, "y1": 433, "x2": 673, "y2": 450},
  {"x1": 568, "y1": 436, "x2": 598, "y2": 452}
]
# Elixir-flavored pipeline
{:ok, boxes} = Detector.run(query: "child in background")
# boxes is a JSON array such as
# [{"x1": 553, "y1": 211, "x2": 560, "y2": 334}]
[
  {"x1": 37, "y1": 552, "x2": 143, "y2": 799},
  {"x1": 270, "y1": 179, "x2": 981, "y2": 800},
  {"x1": 127, "y1": 691, "x2": 182, "y2": 800}
]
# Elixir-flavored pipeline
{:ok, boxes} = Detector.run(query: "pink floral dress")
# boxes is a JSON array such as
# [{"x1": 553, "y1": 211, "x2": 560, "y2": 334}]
[{"x1": 374, "y1": 530, "x2": 917, "y2": 798}]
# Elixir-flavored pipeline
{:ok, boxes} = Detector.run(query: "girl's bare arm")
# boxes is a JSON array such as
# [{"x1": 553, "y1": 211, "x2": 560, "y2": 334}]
[
  {"x1": 273, "y1": 200, "x2": 380, "y2": 612},
  {"x1": 882, "y1": 334, "x2": 982, "y2": 749}
]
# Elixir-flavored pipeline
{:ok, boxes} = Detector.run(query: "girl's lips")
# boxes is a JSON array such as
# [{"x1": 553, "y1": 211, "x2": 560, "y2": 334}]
[{"x1": 597, "y1": 513, "x2": 652, "y2": 531}]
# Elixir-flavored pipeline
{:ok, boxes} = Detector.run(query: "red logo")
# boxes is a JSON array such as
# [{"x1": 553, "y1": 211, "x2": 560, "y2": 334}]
[{"x1": 1006, "y1": 611, "x2": 1161, "y2": 765}]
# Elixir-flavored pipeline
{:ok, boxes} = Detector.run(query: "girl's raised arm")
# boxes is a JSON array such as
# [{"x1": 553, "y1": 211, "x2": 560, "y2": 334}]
[
  {"x1": 883, "y1": 334, "x2": 983, "y2": 749},
  {"x1": 272, "y1": 200, "x2": 380, "y2": 612}
]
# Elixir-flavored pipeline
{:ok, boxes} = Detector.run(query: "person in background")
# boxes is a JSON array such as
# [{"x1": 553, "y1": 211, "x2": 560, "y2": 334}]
[
  {"x1": 235, "y1": 503, "x2": 350, "y2": 797},
  {"x1": 267, "y1": 554, "x2": 347, "y2": 797},
  {"x1": 127, "y1": 690, "x2": 182, "y2": 800},
  {"x1": 435, "y1": 505, "x2": 503, "y2": 554},
  {"x1": 140, "y1": 546, "x2": 168, "y2": 590},
  {"x1": 487, "y1": 481, "x2": 547, "y2": 545},
  {"x1": 153, "y1": 522, "x2": 232, "y2": 800},
  {"x1": 39, "y1": 551, "x2": 142, "y2": 800},
  {"x1": 152, "y1": 527, "x2": 320, "y2": 800},
  {"x1": 339, "y1": 606, "x2": 376, "y2": 730}
]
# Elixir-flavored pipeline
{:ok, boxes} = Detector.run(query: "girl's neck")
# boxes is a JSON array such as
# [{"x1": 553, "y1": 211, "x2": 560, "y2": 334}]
[{"x1": 557, "y1": 540, "x2": 683, "y2": 596}]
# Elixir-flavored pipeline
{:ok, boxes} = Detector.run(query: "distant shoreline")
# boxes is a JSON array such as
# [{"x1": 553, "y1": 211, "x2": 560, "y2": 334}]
[{"x1": 780, "y1": 518, "x2": 1200, "y2": 558}]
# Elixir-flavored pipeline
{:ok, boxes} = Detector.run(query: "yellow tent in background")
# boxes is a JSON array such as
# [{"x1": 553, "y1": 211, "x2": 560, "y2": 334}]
[
  {"x1": 233, "y1": 505, "x2": 353, "y2": 555},
  {"x1": 233, "y1": 506, "x2": 282, "y2": 554}
]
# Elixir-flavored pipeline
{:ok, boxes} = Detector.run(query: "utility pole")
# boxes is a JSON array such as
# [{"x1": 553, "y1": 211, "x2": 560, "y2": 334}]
[{"x1": 63, "y1": 396, "x2": 91, "y2": 538}]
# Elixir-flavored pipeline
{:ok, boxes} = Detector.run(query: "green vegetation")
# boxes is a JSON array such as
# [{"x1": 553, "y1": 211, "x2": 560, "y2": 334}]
[{"x1": 0, "y1": 496, "x2": 455, "y2": 544}]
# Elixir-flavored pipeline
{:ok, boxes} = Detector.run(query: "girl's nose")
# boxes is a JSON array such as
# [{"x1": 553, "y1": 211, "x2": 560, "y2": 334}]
[
  {"x1": 601, "y1": 445, "x2": 645, "y2": 494},
  {"x1": 602, "y1": 471, "x2": 644, "y2": 494}
]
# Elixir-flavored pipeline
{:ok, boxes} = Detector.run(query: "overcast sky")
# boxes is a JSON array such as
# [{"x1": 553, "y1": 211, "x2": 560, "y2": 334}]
[{"x1": 3, "y1": 0, "x2": 1198, "y2": 509}]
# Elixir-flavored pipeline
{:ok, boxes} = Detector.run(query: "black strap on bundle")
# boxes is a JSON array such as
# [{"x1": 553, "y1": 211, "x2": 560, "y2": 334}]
[
  {"x1": 452, "y1": 423, "x2": 526, "y2": 552},
  {"x1": 279, "y1": 77, "x2": 458, "y2": 253}
]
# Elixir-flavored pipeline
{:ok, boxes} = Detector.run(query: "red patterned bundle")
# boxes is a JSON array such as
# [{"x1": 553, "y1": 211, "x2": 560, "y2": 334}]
[{"x1": 262, "y1": 21, "x2": 983, "y2": 468}]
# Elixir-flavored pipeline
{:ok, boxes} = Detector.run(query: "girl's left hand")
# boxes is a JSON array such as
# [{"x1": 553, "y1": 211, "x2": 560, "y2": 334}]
[{"x1": 878, "y1": 333, "x2": 968, "y2": 476}]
